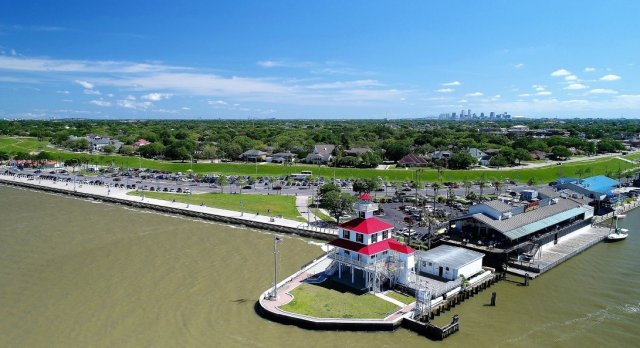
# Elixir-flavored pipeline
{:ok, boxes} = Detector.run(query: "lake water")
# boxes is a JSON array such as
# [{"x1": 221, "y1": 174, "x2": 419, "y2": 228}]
[{"x1": 1, "y1": 185, "x2": 638, "y2": 347}]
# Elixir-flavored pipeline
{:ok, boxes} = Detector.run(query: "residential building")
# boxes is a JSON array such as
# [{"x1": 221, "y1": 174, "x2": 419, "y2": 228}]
[
  {"x1": 305, "y1": 144, "x2": 335, "y2": 164},
  {"x1": 397, "y1": 153, "x2": 429, "y2": 167},
  {"x1": 240, "y1": 149, "x2": 268, "y2": 161}
]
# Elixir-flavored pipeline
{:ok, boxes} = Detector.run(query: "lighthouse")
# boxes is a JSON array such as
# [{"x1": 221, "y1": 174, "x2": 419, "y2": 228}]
[{"x1": 328, "y1": 193, "x2": 415, "y2": 292}]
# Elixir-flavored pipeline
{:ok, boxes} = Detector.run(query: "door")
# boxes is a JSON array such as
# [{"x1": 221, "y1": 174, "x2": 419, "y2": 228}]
[
  {"x1": 438, "y1": 266, "x2": 444, "y2": 277},
  {"x1": 554, "y1": 233, "x2": 558, "y2": 245}
]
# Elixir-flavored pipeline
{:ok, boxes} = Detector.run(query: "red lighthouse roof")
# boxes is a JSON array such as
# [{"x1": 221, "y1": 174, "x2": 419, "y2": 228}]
[
  {"x1": 338, "y1": 217, "x2": 393, "y2": 235},
  {"x1": 328, "y1": 238, "x2": 415, "y2": 256},
  {"x1": 359, "y1": 193, "x2": 372, "y2": 200}
]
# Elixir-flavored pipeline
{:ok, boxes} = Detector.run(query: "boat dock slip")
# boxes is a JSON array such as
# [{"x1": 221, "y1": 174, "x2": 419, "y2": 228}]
[{"x1": 506, "y1": 225, "x2": 610, "y2": 278}]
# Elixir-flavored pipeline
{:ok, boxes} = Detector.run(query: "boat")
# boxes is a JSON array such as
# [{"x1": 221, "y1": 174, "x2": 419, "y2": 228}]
[{"x1": 606, "y1": 216, "x2": 629, "y2": 242}]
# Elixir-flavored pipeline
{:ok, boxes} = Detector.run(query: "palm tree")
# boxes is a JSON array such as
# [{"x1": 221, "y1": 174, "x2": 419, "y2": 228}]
[
  {"x1": 432, "y1": 182, "x2": 441, "y2": 209},
  {"x1": 477, "y1": 177, "x2": 486, "y2": 202},
  {"x1": 463, "y1": 180, "x2": 472, "y2": 198},
  {"x1": 412, "y1": 179, "x2": 422, "y2": 206},
  {"x1": 493, "y1": 180, "x2": 503, "y2": 195}
]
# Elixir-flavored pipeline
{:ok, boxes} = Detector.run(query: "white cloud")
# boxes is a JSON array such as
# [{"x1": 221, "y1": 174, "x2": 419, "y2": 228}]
[
  {"x1": 256, "y1": 59, "x2": 313, "y2": 69},
  {"x1": 584, "y1": 67, "x2": 596, "y2": 72},
  {"x1": 550, "y1": 69, "x2": 571, "y2": 77},
  {"x1": 533, "y1": 84, "x2": 546, "y2": 92},
  {"x1": 458, "y1": 99, "x2": 468, "y2": 103},
  {"x1": 90, "y1": 100, "x2": 111, "y2": 107},
  {"x1": 117, "y1": 99, "x2": 152, "y2": 110},
  {"x1": 307, "y1": 79, "x2": 381, "y2": 89},
  {"x1": 83, "y1": 89, "x2": 101, "y2": 95},
  {"x1": 208, "y1": 100, "x2": 227, "y2": 105},
  {"x1": 435, "y1": 88, "x2": 454, "y2": 93},
  {"x1": 564, "y1": 75, "x2": 578, "y2": 81},
  {"x1": 536, "y1": 91, "x2": 552, "y2": 96},
  {"x1": 56, "y1": 90, "x2": 70, "y2": 94},
  {"x1": 514, "y1": 63, "x2": 524, "y2": 69},
  {"x1": 518, "y1": 93, "x2": 531, "y2": 97},
  {"x1": 564, "y1": 83, "x2": 588, "y2": 90},
  {"x1": 181, "y1": 107, "x2": 191, "y2": 110},
  {"x1": 589, "y1": 88, "x2": 618, "y2": 94},
  {"x1": 442, "y1": 81, "x2": 461, "y2": 86},
  {"x1": 141, "y1": 92, "x2": 172, "y2": 101},
  {"x1": 600, "y1": 74, "x2": 621, "y2": 81},
  {"x1": 0, "y1": 56, "x2": 182, "y2": 73},
  {"x1": 74, "y1": 80, "x2": 94, "y2": 89},
  {"x1": 466, "y1": 92, "x2": 483, "y2": 97}
]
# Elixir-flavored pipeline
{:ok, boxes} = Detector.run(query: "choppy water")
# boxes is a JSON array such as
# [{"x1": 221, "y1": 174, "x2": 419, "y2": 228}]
[{"x1": 1, "y1": 186, "x2": 638, "y2": 347}]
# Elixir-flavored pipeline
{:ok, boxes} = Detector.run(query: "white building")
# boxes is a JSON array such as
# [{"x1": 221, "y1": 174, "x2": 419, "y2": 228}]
[
  {"x1": 416, "y1": 245, "x2": 484, "y2": 281},
  {"x1": 328, "y1": 193, "x2": 415, "y2": 292}
]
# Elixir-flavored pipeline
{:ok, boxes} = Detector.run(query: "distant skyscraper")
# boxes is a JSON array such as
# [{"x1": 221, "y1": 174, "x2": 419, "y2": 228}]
[{"x1": 490, "y1": 112, "x2": 495, "y2": 118}]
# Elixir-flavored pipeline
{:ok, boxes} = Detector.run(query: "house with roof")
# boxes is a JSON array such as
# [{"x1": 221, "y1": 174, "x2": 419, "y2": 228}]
[
  {"x1": 529, "y1": 150, "x2": 546, "y2": 160},
  {"x1": 344, "y1": 147, "x2": 372, "y2": 157},
  {"x1": 305, "y1": 144, "x2": 335, "y2": 164},
  {"x1": 467, "y1": 148, "x2": 490, "y2": 166},
  {"x1": 431, "y1": 150, "x2": 452, "y2": 161},
  {"x1": 240, "y1": 149, "x2": 268, "y2": 161},
  {"x1": 269, "y1": 151, "x2": 297, "y2": 164},
  {"x1": 328, "y1": 193, "x2": 415, "y2": 292},
  {"x1": 397, "y1": 153, "x2": 429, "y2": 167},
  {"x1": 134, "y1": 139, "x2": 151, "y2": 147},
  {"x1": 415, "y1": 245, "x2": 484, "y2": 281}
]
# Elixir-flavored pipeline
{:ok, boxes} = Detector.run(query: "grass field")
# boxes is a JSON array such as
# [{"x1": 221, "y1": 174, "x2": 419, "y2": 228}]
[
  {"x1": 2, "y1": 137, "x2": 639, "y2": 184},
  {"x1": 280, "y1": 282, "x2": 399, "y2": 319},
  {"x1": 126, "y1": 191, "x2": 305, "y2": 222},
  {"x1": 0, "y1": 137, "x2": 50, "y2": 153},
  {"x1": 384, "y1": 291, "x2": 415, "y2": 304},
  {"x1": 310, "y1": 207, "x2": 334, "y2": 222}
]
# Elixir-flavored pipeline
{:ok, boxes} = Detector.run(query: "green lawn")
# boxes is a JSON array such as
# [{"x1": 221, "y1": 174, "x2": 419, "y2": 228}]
[
  {"x1": 0, "y1": 137, "x2": 50, "y2": 153},
  {"x1": 126, "y1": 191, "x2": 305, "y2": 222},
  {"x1": 2, "y1": 137, "x2": 639, "y2": 184},
  {"x1": 310, "y1": 207, "x2": 335, "y2": 222},
  {"x1": 384, "y1": 290, "x2": 415, "y2": 305},
  {"x1": 280, "y1": 282, "x2": 399, "y2": 319}
]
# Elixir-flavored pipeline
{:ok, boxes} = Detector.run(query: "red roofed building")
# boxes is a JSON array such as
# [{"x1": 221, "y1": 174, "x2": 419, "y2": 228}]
[
  {"x1": 134, "y1": 139, "x2": 151, "y2": 147},
  {"x1": 328, "y1": 193, "x2": 415, "y2": 292}
]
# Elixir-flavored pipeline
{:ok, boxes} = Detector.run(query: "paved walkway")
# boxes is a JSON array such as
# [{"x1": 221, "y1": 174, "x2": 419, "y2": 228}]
[
  {"x1": 295, "y1": 195, "x2": 323, "y2": 225},
  {"x1": 1, "y1": 174, "x2": 339, "y2": 236}
]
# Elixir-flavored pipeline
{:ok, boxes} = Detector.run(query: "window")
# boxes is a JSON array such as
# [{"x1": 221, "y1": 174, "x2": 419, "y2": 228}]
[
  {"x1": 422, "y1": 261, "x2": 426, "y2": 267},
  {"x1": 371, "y1": 233, "x2": 378, "y2": 243},
  {"x1": 428, "y1": 262, "x2": 432, "y2": 266},
  {"x1": 356, "y1": 233, "x2": 363, "y2": 243},
  {"x1": 382, "y1": 231, "x2": 389, "y2": 239},
  {"x1": 342, "y1": 230, "x2": 351, "y2": 239},
  {"x1": 344, "y1": 250, "x2": 350, "y2": 256},
  {"x1": 446, "y1": 267, "x2": 450, "y2": 271}
]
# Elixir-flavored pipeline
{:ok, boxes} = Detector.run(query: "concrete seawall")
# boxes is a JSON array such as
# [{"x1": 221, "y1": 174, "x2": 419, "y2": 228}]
[{"x1": 0, "y1": 176, "x2": 335, "y2": 241}]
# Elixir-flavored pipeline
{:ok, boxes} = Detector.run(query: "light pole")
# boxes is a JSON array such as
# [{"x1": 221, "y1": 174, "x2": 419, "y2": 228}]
[{"x1": 271, "y1": 235, "x2": 281, "y2": 300}]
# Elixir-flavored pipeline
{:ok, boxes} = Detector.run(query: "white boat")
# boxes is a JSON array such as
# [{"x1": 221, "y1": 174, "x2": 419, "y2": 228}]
[
  {"x1": 606, "y1": 217, "x2": 629, "y2": 242},
  {"x1": 615, "y1": 214, "x2": 626, "y2": 219}
]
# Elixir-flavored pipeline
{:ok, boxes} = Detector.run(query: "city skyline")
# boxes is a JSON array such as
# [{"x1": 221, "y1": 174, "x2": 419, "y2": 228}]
[{"x1": 0, "y1": 1, "x2": 638, "y2": 119}]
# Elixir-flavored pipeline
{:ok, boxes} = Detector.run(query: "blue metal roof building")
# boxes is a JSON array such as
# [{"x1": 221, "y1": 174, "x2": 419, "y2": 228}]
[{"x1": 556, "y1": 175, "x2": 619, "y2": 200}]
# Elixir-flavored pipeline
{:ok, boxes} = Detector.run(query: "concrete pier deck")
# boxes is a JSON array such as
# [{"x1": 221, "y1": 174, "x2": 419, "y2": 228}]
[{"x1": 507, "y1": 225, "x2": 611, "y2": 278}]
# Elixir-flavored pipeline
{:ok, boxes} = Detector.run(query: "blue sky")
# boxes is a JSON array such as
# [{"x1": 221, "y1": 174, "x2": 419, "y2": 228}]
[{"x1": 1, "y1": 0, "x2": 638, "y2": 119}]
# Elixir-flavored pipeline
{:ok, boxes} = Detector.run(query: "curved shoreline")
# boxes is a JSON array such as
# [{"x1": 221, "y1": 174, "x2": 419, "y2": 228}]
[{"x1": 0, "y1": 175, "x2": 337, "y2": 241}]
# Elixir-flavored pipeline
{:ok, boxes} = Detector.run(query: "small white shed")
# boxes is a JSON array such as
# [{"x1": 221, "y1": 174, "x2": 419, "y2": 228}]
[{"x1": 416, "y1": 245, "x2": 484, "y2": 281}]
